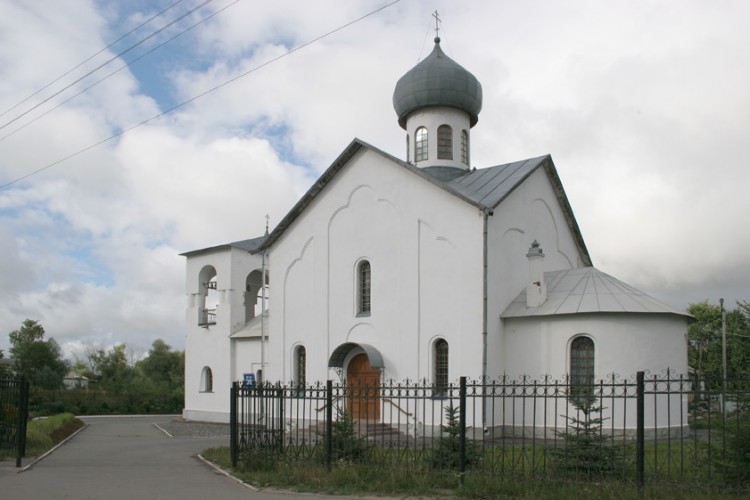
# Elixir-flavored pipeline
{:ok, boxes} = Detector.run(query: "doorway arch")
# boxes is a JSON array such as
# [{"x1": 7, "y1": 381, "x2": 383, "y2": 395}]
[{"x1": 328, "y1": 343, "x2": 383, "y2": 421}]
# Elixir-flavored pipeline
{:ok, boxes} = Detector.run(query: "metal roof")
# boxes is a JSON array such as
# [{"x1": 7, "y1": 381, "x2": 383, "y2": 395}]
[
  {"x1": 259, "y1": 139, "x2": 591, "y2": 267},
  {"x1": 180, "y1": 234, "x2": 267, "y2": 257},
  {"x1": 393, "y1": 37, "x2": 482, "y2": 129},
  {"x1": 328, "y1": 342, "x2": 384, "y2": 368},
  {"x1": 446, "y1": 155, "x2": 549, "y2": 209},
  {"x1": 229, "y1": 310, "x2": 269, "y2": 338},
  {"x1": 501, "y1": 267, "x2": 690, "y2": 318}
]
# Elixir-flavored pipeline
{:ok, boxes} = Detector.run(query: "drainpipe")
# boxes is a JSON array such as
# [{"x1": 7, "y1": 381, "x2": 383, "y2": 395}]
[
  {"x1": 481, "y1": 208, "x2": 492, "y2": 430},
  {"x1": 260, "y1": 248, "x2": 266, "y2": 385}
]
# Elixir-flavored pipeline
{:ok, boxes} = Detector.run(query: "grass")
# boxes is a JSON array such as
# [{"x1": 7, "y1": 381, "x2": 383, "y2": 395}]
[
  {"x1": 24, "y1": 413, "x2": 85, "y2": 457},
  {"x1": 201, "y1": 441, "x2": 750, "y2": 499}
]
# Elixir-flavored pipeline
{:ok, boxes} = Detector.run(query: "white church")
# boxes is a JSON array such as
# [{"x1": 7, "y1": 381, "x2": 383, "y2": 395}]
[{"x1": 181, "y1": 36, "x2": 690, "y2": 425}]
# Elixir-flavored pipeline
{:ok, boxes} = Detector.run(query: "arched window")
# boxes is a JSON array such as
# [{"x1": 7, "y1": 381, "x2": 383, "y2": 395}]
[
  {"x1": 198, "y1": 266, "x2": 217, "y2": 326},
  {"x1": 200, "y1": 366, "x2": 213, "y2": 392},
  {"x1": 437, "y1": 125, "x2": 453, "y2": 160},
  {"x1": 357, "y1": 260, "x2": 371, "y2": 315},
  {"x1": 460, "y1": 130, "x2": 469, "y2": 166},
  {"x1": 415, "y1": 127, "x2": 428, "y2": 162},
  {"x1": 294, "y1": 345, "x2": 306, "y2": 390},
  {"x1": 570, "y1": 336, "x2": 595, "y2": 407},
  {"x1": 244, "y1": 269, "x2": 263, "y2": 322},
  {"x1": 406, "y1": 134, "x2": 410, "y2": 162},
  {"x1": 434, "y1": 339, "x2": 449, "y2": 397}
]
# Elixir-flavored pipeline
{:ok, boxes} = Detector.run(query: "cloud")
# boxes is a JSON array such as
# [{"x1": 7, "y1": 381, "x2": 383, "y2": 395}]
[{"x1": 1, "y1": 0, "x2": 749, "y2": 358}]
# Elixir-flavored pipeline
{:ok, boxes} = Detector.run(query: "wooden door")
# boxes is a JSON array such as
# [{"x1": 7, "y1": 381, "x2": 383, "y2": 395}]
[{"x1": 346, "y1": 353, "x2": 380, "y2": 420}]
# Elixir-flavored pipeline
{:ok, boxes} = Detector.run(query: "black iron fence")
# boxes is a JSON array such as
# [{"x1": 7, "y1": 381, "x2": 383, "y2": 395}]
[
  {"x1": 231, "y1": 371, "x2": 750, "y2": 491},
  {"x1": 0, "y1": 376, "x2": 30, "y2": 466}
]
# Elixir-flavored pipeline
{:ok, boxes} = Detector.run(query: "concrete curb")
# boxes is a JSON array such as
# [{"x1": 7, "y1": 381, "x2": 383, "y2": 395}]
[
  {"x1": 79, "y1": 414, "x2": 181, "y2": 419},
  {"x1": 19, "y1": 422, "x2": 89, "y2": 473},
  {"x1": 196, "y1": 453, "x2": 260, "y2": 492}
]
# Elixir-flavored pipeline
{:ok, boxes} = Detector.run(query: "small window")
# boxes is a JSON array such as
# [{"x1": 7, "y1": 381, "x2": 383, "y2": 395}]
[
  {"x1": 415, "y1": 127, "x2": 428, "y2": 162},
  {"x1": 357, "y1": 260, "x2": 371, "y2": 315},
  {"x1": 461, "y1": 130, "x2": 469, "y2": 165},
  {"x1": 200, "y1": 366, "x2": 213, "y2": 392},
  {"x1": 570, "y1": 336, "x2": 595, "y2": 408},
  {"x1": 294, "y1": 345, "x2": 306, "y2": 390},
  {"x1": 437, "y1": 125, "x2": 452, "y2": 160},
  {"x1": 406, "y1": 134, "x2": 410, "y2": 162},
  {"x1": 434, "y1": 339, "x2": 449, "y2": 397}
]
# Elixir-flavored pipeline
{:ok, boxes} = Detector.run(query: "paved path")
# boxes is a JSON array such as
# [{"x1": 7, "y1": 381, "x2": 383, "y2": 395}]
[{"x1": 0, "y1": 416, "x2": 359, "y2": 499}]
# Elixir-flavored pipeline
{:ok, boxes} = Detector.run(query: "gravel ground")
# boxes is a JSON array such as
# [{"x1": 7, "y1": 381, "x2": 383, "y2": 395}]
[{"x1": 157, "y1": 419, "x2": 231, "y2": 438}]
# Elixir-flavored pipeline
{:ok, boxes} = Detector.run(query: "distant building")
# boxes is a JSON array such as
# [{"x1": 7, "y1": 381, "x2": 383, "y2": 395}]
[
  {"x1": 181, "y1": 37, "x2": 690, "y2": 428},
  {"x1": 63, "y1": 372, "x2": 89, "y2": 390}
]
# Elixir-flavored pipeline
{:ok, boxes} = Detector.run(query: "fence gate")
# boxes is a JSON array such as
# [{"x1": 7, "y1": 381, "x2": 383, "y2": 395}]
[
  {"x1": 231, "y1": 383, "x2": 285, "y2": 466},
  {"x1": 0, "y1": 376, "x2": 30, "y2": 467}
]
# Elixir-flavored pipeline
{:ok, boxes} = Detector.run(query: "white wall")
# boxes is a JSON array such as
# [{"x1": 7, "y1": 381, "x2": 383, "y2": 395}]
[
  {"x1": 499, "y1": 313, "x2": 689, "y2": 431},
  {"x1": 183, "y1": 246, "x2": 264, "y2": 422},
  {"x1": 268, "y1": 147, "x2": 485, "y2": 386},
  {"x1": 485, "y1": 166, "x2": 587, "y2": 377}
]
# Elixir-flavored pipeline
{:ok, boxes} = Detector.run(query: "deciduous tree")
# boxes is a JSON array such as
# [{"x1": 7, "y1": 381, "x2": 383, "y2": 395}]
[
  {"x1": 8, "y1": 319, "x2": 68, "y2": 389},
  {"x1": 688, "y1": 301, "x2": 750, "y2": 388}
]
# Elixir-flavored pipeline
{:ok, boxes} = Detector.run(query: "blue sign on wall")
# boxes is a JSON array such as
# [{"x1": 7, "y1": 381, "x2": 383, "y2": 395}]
[{"x1": 243, "y1": 373, "x2": 255, "y2": 388}]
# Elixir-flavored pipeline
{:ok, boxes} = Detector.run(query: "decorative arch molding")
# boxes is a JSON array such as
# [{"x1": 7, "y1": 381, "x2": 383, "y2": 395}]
[
  {"x1": 283, "y1": 236, "x2": 314, "y2": 282},
  {"x1": 345, "y1": 322, "x2": 376, "y2": 342},
  {"x1": 530, "y1": 197, "x2": 574, "y2": 268},
  {"x1": 435, "y1": 235, "x2": 457, "y2": 248},
  {"x1": 282, "y1": 235, "x2": 314, "y2": 378},
  {"x1": 327, "y1": 184, "x2": 377, "y2": 230},
  {"x1": 502, "y1": 227, "x2": 525, "y2": 238}
]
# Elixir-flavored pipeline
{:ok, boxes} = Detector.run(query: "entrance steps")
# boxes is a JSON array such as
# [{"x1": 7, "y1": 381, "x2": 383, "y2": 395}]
[{"x1": 302, "y1": 420, "x2": 412, "y2": 445}]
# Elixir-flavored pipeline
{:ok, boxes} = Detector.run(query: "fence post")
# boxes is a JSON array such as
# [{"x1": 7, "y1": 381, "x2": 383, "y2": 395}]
[
  {"x1": 459, "y1": 376, "x2": 467, "y2": 485},
  {"x1": 16, "y1": 376, "x2": 29, "y2": 468},
  {"x1": 230, "y1": 381, "x2": 238, "y2": 468},
  {"x1": 277, "y1": 388, "x2": 285, "y2": 455},
  {"x1": 325, "y1": 379, "x2": 333, "y2": 471},
  {"x1": 636, "y1": 371, "x2": 644, "y2": 490}
]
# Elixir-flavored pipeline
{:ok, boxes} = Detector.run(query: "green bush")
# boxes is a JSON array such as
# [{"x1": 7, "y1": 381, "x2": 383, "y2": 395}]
[
  {"x1": 429, "y1": 404, "x2": 480, "y2": 470},
  {"x1": 551, "y1": 400, "x2": 622, "y2": 478},
  {"x1": 319, "y1": 406, "x2": 370, "y2": 463},
  {"x1": 713, "y1": 410, "x2": 750, "y2": 484}
]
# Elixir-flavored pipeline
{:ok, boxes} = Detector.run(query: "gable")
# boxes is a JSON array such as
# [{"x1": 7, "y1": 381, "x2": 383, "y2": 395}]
[{"x1": 261, "y1": 139, "x2": 590, "y2": 266}]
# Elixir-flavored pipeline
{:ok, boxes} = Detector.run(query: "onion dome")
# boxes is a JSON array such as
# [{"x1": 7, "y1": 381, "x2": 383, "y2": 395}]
[{"x1": 393, "y1": 37, "x2": 483, "y2": 129}]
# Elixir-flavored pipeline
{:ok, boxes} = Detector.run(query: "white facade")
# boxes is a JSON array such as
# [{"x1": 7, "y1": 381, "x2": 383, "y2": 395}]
[{"x1": 182, "y1": 38, "x2": 690, "y2": 426}]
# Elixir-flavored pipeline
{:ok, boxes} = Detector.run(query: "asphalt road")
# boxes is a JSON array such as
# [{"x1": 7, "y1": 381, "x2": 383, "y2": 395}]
[{"x1": 0, "y1": 415, "x2": 359, "y2": 500}]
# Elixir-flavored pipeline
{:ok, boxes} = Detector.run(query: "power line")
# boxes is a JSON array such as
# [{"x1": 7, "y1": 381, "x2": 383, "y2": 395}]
[
  {"x1": 0, "y1": 0, "x2": 401, "y2": 190},
  {"x1": 0, "y1": 0, "x2": 186, "y2": 121},
  {"x1": 0, "y1": 0, "x2": 240, "y2": 144},
  {"x1": 0, "y1": 0, "x2": 218, "y2": 133}
]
